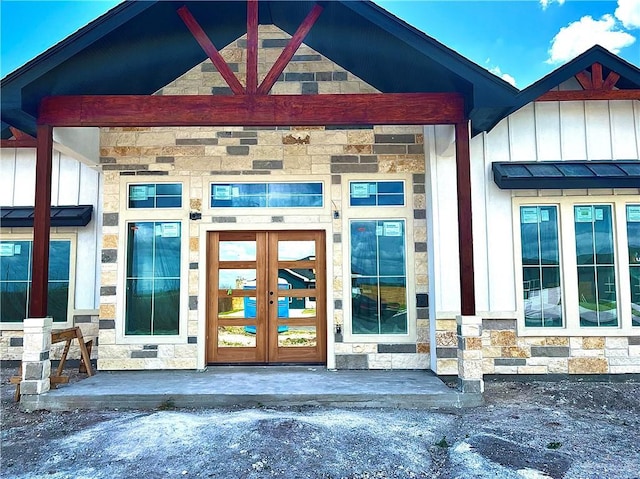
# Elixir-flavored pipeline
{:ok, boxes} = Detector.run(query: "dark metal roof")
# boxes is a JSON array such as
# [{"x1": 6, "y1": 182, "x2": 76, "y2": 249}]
[
  {"x1": 492, "y1": 161, "x2": 640, "y2": 190},
  {"x1": 0, "y1": 0, "x2": 517, "y2": 138},
  {"x1": 0, "y1": 205, "x2": 93, "y2": 227}
]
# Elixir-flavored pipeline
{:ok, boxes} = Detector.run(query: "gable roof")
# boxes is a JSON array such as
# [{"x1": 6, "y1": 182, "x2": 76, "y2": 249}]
[
  {"x1": 513, "y1": 45, "x2": 640, "y2": 109},
  {"x1": 1, "y1": 0, "x2": 517, "y2": 138}
]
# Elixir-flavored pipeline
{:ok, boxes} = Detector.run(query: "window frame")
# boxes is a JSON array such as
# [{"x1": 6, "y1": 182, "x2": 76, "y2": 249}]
[
  {"x1": 0, "y1": 232, "x2": 76, "y2": 330},
  {"x1": 202, "y1": 175, "x2": 331, "y2": 218},
  {"x1": 513, "y1": 196, "x2": 637, "y2": 336},
  {"x1": 116, "y1": 177, "x2": 190, "y2": 344},
  {"x1": 341, "y1": 173, "x2": 416, "y2": 343}
]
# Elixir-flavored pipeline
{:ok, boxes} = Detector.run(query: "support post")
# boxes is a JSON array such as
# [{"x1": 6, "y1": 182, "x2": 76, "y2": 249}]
[
  {"x1": 454, "y1": 120, "x2": 476, "y2": 316},
  {"x1": 30, "y1": 124, "x2": 54, "y2": 318}
]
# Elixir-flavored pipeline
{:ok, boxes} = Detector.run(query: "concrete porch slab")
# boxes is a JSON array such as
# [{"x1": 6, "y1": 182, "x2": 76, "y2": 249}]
[{"x1": 20, "y1": 366, "x2": 483, "y2": 411}]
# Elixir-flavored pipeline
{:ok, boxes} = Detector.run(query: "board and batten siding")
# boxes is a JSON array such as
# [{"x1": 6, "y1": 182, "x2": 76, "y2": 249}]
[
  {"x1": 426, "y1": 98, "x2": 640, "y2": 321},
  {"x1": 0, "y1": 147, "x2": 102, "y2": 311}
]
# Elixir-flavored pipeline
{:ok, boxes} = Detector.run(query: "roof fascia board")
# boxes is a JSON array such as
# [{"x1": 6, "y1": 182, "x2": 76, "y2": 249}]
[
  {"x1": 515, "y1": 46, "x2": 640, "y2": 106},
  {"x1": 1, "y1": 1, "x2": 156, "y2": 88}
]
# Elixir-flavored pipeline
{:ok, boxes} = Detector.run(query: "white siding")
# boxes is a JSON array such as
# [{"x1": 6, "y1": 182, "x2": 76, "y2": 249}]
[
  {"x1": 426, "y1": 98, "x2": 640, "y2": 320},
  {"x1": 0, "y1": 146, "x2": 102, "y2": 310}
]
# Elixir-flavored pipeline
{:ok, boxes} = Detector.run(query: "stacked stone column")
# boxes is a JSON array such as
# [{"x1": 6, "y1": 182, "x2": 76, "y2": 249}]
[
  {"x1": 20, "y1": 318, "x2": 53, "y2": 400},
  {"x1": 456, "y1": 315, "x2": 484, "y2": 393}
]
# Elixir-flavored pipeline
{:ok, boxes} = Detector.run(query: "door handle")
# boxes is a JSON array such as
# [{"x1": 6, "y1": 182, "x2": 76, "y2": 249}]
[
  {"x1": 269, "y1": 291, "x2": 274, "y2": 296},
  {"x1": 269, "y1": 300, "x2": 274, "y2": 305}
]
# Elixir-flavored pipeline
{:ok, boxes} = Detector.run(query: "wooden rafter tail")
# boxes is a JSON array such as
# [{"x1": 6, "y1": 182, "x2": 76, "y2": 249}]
[
  {"x1": 177, "y1": 5, "x2": 245, "y2": 95},
  {"x1": 246, "y1": 0, "x2": 259, "y2": 94},
  {"x1": 9, "y1": 126, "x2": 34, "y2": 140},
  {"x1": 602, "y1": 71, "x2": 620, "y2": 90},
  {"x1": 575, "y1": 70, "x2": 592, "y2": 90},
  {"x1": 257, "y1": 3, "x2": 324, "y2": 95}
]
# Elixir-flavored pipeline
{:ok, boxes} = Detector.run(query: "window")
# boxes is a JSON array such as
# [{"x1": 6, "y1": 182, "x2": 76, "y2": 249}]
[
  {"x1": 574, "y1": 205, "x2": 617, "y2": 327},
  {"x1": 350, "y1": 220, "x2": 407, "y2": 334},
  {"x1": 628, "y1": 205, "x2": 640, "y2": 326},
  {"x1": 520, "y1": 206, "x2": 562, "y2": 327},
  {"x1": 210, "y1": 182, "x2": 323, "y2": 208},
  {"x1": 0, "y1": 239, "x2": 71, "y2": 323},
  {"x1": 516, "y1": 197, "x2": 638, "y2": 334},
  {"x1": 125, "y1": 222, "x2": 181, "y2": 335},
  {"x1": 128, "y1": 183, "x2": 182, "y2": 209},
  {"x1": 349, "y1": 181, "x2": 404, "y2": 206}
]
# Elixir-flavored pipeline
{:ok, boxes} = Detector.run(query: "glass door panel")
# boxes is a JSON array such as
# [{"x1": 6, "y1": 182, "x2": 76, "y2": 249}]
[{"x1": 208, "y1": 231, "x2": 325, "y2": 364}]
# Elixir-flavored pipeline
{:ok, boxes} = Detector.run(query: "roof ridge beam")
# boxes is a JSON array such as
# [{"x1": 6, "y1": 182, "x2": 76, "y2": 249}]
[{"x1": 177, "y1": 5, "x2": 245, "y2": 95}]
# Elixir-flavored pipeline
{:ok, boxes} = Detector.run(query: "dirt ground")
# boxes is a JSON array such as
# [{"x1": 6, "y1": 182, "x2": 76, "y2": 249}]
[{"x1": 1, "y1": 367, "x2": 639, "y2": 479}]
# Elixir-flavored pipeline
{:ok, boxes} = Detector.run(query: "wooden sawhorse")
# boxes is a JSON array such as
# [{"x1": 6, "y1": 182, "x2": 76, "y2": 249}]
[{"x1": 11, "y1": 326, "x2": 94, "y2": 401}]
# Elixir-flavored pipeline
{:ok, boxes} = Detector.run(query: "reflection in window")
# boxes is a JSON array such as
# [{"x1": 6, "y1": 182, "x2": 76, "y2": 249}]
[
  {"x1": 520, "y1": 206, "x2": 562, "y2": 327},
  {"x1": 0, "y1": 240, "x2": 70, "y2": 323},
  {"x1": 350, "y1": 220, "x2": 407, "y2": 334},
  {"x1": 125, "y1": 222, "x2": 181, "y2": 335},
  {"x1": 128, "y1": 183, "x2": 182, "y2": 209},
  {"x1": 574, "y1": 205, "x2": 617, "y2": 327},
  {"x1": 627, "y1": 205, "x2": 640, "y2": 326},
  {"x1": 349, "y1": 181, "x2": 404, "y2": 206},
  {"x1": 211, "y1": 182, "x2": 323, "y2": 208}
]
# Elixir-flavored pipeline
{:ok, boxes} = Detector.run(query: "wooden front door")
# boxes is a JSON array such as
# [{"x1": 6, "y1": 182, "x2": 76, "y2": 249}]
[{"x1": 207, "y1": 230, "x2": 326, "y2": 364}]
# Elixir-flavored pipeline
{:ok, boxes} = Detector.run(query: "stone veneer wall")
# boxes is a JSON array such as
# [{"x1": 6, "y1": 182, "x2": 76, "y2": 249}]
[
  {"x1": 431, "y1": 316, "x2": 640, "y2": 375},
  {"x1": 481, "y1": 320, "x2": 640, "y2": 375},
  {"x1": 0, "y1": 313, "x2": 99, "y2": 362},
  {"x1": 97, "y1": 26, "x2": 429, "y2": 370}
]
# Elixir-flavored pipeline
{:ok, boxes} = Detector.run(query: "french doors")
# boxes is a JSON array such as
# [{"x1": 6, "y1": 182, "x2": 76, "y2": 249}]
[{"x1": 206, "y1": 230, "x2": 326, "y2": 364}]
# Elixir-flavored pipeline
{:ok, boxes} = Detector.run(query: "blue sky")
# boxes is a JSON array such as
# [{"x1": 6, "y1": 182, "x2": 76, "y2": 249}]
[{"x1": 1, "y1": 0, "x2": 639, "y2": 88}]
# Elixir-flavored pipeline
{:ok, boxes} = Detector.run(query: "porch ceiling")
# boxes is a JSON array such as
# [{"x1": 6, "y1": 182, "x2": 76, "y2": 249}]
[{"x1": 1, "y1": 0, "x2": 517, "y2": 138}]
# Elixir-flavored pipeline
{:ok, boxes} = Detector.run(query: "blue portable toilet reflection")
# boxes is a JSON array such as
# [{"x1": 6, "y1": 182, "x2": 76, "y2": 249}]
[{"x1": 244, "y1": 278, "x2": 289, "y2": 334}]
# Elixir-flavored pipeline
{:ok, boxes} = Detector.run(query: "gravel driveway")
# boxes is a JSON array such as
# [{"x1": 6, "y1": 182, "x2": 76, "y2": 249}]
[{"x1": 1, "y1": 369, "x2": 639, "y2": 479}]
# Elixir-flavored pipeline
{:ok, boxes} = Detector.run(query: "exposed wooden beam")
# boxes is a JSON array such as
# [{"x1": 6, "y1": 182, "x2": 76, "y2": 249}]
[
  {"x1": 38, "y1": 93, "x2": 466, "y2": 127},
  {"x1": 455, "y1": 121, "x2": 476, "y2": 316},
  {"x1": 0, "y1": 139, "x2": 38, "y2": 148},
  {"x1": 257, "y1": 4, "x2": 323, "y2": 94},
  {"x1": 9, "y1": 127, "x2": 34, "y2": 140},
  {"x1": 591, "y1": 63, "x2": 603, "y2": 89},
  {"x1": 246, "y1": 0, "x2": 259, "y2": 94},
  {"x1": 602, "y1": 71, "x2": 621, "y2": 90},
  {"x1": 575, "y1": 71, "x2": 592, "y2": 91},
  {"x1": 537, "y1": 89, "x2": 640, "y2": 101},
  {"x1": 177, "y1": 6, "x2": 245, "y2": 95},
  {"x1": 30, "y1": 124, "x2": 54, "y2": 319}
]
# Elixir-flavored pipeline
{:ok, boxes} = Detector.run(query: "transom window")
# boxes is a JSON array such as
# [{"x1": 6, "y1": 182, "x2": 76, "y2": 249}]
[
  {"x1": 210, "y1": 182, "x2": 323, "y2": 208},
  {"x1": 128, "y1": 183, "x2": 182, "y2": 209},
  {"x1": 0, "y1": 239, "x2": 71, "y2": 323},
  {"x1": 349, "y1": 181, "x2": 404, "y2": 206}
]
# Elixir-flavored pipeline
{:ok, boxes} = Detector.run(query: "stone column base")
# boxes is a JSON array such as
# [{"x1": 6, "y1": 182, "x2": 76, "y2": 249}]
[
  {"x1": 456, "y1": 315, "x2": 484, "y2": 393},
  {"x1": 21, "y1": 317, "x2": 53, "y2": 403}
]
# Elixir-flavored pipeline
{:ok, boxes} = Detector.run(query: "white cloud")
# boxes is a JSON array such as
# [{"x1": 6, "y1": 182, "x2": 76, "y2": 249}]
[
  {"x1": 540, "y1": 0, "x2": 565, "y2": 11},
  {"x1": 615, "y1": 0, "x2": 640, "y2": 29},
  {"x1": 489, "y1": 66, "x2": 517, "y2": 87},
  {"x1": 547, "y1": 14, "x2": 636, "y2": 63}
]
